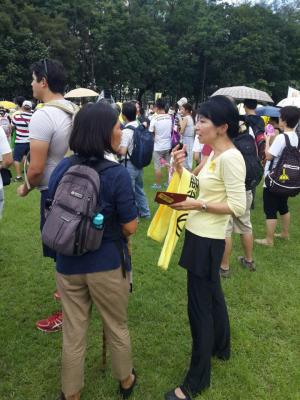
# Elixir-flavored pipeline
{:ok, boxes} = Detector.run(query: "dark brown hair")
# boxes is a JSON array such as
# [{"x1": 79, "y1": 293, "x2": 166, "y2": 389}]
[{"x1": 69, "y1": 102, "x2": 118, "y2": 158}]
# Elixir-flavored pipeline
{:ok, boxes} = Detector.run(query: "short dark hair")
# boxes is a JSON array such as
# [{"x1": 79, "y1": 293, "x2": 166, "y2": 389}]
[
  {"x1": 244, "y1": 99, "x2": 258, "y2": 110},
  {"x1": 14, "y1": 96, "x2": 26, "y2": 107},
  {"x1": 30, "y1": 59, "x2": 67, "y2": 94},
  {"x1": 122, "y1": 101, "x2": 137, "y2": 122},
  {"x1": 69, "y1": 102, "x2": 118, "y2": 158},
  {"x1": 280, "y1": 106, "x2": 300, "y2": 129},
  {"x1": 155, "y1": 98, "x2": 166, "y2": 110},
  {"x1": 269, "y1": 117, "x2": 279, "y2": 125},
  {"x1": 182, "y1": 103, "x2": 193, "y2": 113},
  {"x1": 198, "y1": 95, "x2": 240, "y2": 140}
]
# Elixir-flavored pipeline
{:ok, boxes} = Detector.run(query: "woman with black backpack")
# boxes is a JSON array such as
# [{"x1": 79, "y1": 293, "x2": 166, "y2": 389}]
[
  {"x1": 255, "y1": 106, "x2": 300, "y2": 246},
  {"x1": 47, "y1": 102, "x2": 138, "y2": 400}
]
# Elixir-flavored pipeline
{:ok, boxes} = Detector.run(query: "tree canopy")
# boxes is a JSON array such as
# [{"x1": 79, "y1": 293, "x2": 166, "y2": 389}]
[{"x1": 0, "y1": 0, "x2": 299, "y2": 103}]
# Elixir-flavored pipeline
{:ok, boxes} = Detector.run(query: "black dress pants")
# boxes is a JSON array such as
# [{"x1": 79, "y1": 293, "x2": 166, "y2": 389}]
[{"x1": 182, "y1": 271, "x2": 230, "y2": 396}]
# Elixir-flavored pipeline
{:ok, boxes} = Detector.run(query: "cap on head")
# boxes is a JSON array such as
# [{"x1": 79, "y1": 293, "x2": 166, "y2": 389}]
[
  {"x1": 22, "y1": 100, "x2": 32, "y2": 110},
  {"x1": 177, "y1": 97, "x2": 188, "y2": 107}
]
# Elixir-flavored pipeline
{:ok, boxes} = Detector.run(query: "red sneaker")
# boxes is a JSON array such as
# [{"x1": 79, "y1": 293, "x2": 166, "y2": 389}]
[
  {"x1": 36, "y1": 311, "x2": 63, "y2": 332},
  {"x1": 54, "y1": 291, "x2": 61, "y2": 301}
]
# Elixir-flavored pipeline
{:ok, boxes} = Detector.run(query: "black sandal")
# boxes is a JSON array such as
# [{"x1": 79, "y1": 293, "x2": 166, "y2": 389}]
[
  {"x1": 165, "y1": 385, "x2": 192, "y2": 400},
  {"x1": 119, "y1": 369, "x2": 137, "y2": 399}
]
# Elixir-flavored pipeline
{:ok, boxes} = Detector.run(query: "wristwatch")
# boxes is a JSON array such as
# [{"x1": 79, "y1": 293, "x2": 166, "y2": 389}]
[{"x1": 200, "y1": 201, "x2": 208, "y2": 211}]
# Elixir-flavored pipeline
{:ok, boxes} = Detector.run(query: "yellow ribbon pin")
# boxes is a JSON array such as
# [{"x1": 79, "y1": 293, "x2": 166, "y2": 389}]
[{"x1": 279, "y1": 168, "x2": 289, "y2": 182}]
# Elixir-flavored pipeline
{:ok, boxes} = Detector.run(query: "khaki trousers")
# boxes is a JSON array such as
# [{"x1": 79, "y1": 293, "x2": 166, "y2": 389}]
[{"x1": 56, "y1": 267, "x2": 133, "y2": 397}]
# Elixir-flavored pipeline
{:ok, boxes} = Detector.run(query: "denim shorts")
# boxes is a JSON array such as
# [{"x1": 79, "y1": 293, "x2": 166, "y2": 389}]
[
  {"x1": 153, "y1": 150, "x2": 171, "y2": 170},
  {"x1": 13, "y1": 142, "x2": 30, "y2": 162}
]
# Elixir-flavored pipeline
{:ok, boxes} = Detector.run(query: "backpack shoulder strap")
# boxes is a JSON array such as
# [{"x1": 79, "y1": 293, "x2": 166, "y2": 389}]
[
  {"x1": 68, "y1": 155, "x2": 119, "y2": 173},
  {"x1": 94, "y1": 159, "x2": 120, "y2": 173},
  {"x1": 45, "y1": 101, "x2": 79, "y2": 116},
  {"x1": 123, "y1": 125, "x2": 137, "y2": 166},
  {"x1": 283, "y1": 133, "x2": 292, "y2": 148},
  {"x1": 125, "y1": 124, "x2": 137, "y2": 131}
]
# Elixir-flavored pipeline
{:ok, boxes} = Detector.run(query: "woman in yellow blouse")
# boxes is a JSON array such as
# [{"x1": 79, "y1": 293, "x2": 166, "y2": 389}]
[{"x1": 165, "y1": 96, "x2": 246, "y2": 400}]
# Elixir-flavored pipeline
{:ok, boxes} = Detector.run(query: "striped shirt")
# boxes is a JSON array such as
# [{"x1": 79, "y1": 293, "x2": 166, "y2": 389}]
[{"x1": 12, "y1": 111, "x2": 32, "y2": 143}]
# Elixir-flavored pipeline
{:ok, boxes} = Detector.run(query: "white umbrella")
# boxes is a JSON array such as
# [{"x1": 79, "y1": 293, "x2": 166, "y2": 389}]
[
  {"x1": 211, "y1": 86, "x2": 273, "y2": 103},
  {"x1": 277, "y1": 97, "x2": 300, "y2": 107},
  {"x1": 64, "y1": 88, "x2": 99, "y2": 98}
]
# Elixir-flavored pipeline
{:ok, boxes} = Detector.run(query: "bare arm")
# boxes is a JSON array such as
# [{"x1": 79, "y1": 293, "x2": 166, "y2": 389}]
[
  {"x1": 122, "y1": 219, "x2": 138, "y2": 237},
  {"x1": 27, "y1": 140, "x2": 49, "y2": 186},
  {"x1": 1, "y1": 152, "x2": 13, "y2": 168},
  {"x1": 179, "y1": 117, "x2": 187, "y2": 134},
  {"x1": 17, "y1": 139, "x2": 49, "y2": 197},
  {"x1": 264, "y1": 134, "x2": 274, "y2": 161}
]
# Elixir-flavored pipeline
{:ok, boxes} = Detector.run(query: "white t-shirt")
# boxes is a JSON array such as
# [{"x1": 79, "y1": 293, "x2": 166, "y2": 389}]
[
  {"x1": 120, "y1": 120, "x2": 139, "y2": 157},
  {"x1": 192, "y1": 136, "x2": 203, "y2": 153},
  {"x1": 149, "y1": 113, "x2": 172, "y2": 151},
  {"x1": 29, "y1": 100, "x2": 73, "y2": 190},
  {"x1": 0, "y1": 127, "x2": 12, "y2": 190},
  {"x1": 265, "y1": 131, "x2": 299, "y2": 176}
]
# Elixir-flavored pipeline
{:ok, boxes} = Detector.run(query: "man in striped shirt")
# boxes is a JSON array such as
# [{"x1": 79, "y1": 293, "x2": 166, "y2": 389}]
[{"x1": 11, "y1": 100, "x2": 32, "y2": 181}]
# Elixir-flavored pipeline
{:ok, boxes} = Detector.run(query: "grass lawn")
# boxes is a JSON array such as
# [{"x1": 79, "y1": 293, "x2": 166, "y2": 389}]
[{"x1": 0, "y1": 163, "x2": 300, "y2": 400}]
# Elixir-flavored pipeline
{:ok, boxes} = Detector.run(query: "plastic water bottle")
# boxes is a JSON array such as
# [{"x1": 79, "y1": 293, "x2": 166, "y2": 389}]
[{"x1": 92, "y1": 213, "x2": 104, "y2": 230}]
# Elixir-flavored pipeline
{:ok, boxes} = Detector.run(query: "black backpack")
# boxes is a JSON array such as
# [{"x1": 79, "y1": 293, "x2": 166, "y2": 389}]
[
  {"x1": 42, "y1": 156, "x2": 119, "y2": 256},
  {"x1": 234, "y1": 132, "x2": 264, "y2": 190},
  {"x1": 265, "y1": 134, "x2": 300, "y2": 197},
  {"x1": 245, "y1": 115, "x2": 266, "y2": 161},
  {"x1": 0, "y1": 168, "x2": 12, "y2": 186},
  {"x1": 126, "y1": 124, "x2": 154, "y2": 169}
]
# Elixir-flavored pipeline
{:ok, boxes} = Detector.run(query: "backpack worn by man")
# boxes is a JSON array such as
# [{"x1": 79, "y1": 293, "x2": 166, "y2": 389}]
[
  {"x1": 24, "y1": 100, "x2": 78, "y2": 189},
  {"x1": 126, "y1": 124, "x2": 154, "y2": 169},
  {"x1": 234, "y1": 132, "x2": 264, "y2": 190},
  {"x1": 265, "y1": 134, "x2": 300, "y2": 197},
  {"x1": 42, "y1": 156, "x2": 119, "y2": 256},
  {"x1": 245, "y1": 115, "x2": 266, "y2": 161}
]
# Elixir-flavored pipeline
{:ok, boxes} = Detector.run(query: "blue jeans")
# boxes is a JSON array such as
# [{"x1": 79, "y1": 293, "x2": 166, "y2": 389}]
[{"x1": 126, "y1": 161, "x2": 150, "y2": 218}]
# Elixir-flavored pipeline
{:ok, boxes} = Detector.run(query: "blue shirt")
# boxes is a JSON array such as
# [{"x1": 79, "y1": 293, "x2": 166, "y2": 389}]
[{"x1": 48, "y1": 157, "x2": 138, "y2": 275}]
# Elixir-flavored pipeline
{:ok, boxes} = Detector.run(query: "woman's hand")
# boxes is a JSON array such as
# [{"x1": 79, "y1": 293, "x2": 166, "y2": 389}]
[
  {"x1": 172, "y1": 144, "x2": 187, "y2": 176},
  {"x1": 170, "y1": 198, "x2": 202, "y2": 211}
]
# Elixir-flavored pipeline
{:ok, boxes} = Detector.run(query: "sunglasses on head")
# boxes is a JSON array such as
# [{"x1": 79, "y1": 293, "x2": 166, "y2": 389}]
[{"x1": 43, "y1": 59, "x2": 48, "y2": 78}]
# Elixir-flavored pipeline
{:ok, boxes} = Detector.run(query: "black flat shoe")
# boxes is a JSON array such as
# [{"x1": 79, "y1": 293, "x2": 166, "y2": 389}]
[
  {"x1": 165, "y1": 386, "x2": 192, "y2": 400},
  {"x1": 119, "y1": 369, "x2": 137, "y2": 399}
]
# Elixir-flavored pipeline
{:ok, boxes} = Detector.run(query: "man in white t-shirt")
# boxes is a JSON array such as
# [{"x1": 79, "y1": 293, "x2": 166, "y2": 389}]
[
  {"x1": 0, "y1": 127, "x2": 13, "y2": 219},
  {"x1": 17, "y1": 59, "x2": 76, "y2": 333},
  {"x1": 119, "y1": 101, "x2": 151, "y2": 218},
  {"x1": 149, "y1": 98, "x2": 172, "y2": 189}
]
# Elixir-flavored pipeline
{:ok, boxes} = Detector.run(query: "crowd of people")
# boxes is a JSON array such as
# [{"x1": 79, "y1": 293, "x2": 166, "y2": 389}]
[{"x1": 1, "y1": 58, "x2": 300, "y2": 400}]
